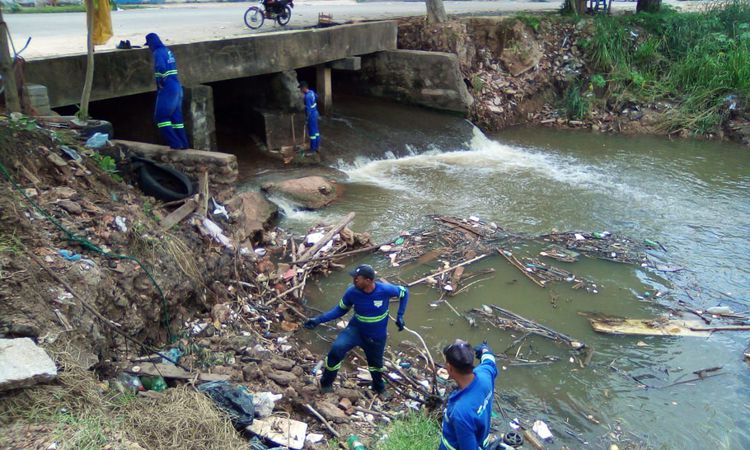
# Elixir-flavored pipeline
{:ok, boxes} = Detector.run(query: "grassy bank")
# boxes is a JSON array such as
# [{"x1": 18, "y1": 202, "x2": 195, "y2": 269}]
[
  {"x1": 577, "y1": 0, "x2": 750, "y2": 134},
  {"x1": 373, "y1": 412, "x2": 440, "y2": 450}
]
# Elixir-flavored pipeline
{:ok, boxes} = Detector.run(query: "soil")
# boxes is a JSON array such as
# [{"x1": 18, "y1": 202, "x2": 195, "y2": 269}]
[{"x1": 396, "y1": 16, "x2": 750, "y2": 146}]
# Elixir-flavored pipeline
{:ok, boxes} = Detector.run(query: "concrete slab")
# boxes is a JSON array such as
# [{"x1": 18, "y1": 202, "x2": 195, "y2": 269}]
[
  {"x1": 0, "y1": 338, "x2": 58, "y2": 392},
  {"x1": 246, "y1": 416, "x2": 307, "y2": 449}
]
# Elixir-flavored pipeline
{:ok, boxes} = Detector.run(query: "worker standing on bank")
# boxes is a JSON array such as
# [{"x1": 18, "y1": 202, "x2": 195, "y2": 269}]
[
  {"x1": 439, "y1": 339, "x2": 498, "y2": 450},
  {"x1": 145, "y1": 33, "x2": 189, "y2": 150},
  {"x1": 298, "y1": 81, "x2": 320, "y2": 153},
  {"x1": 304, "y1": 264, "x2": 408, "y2": 396}
]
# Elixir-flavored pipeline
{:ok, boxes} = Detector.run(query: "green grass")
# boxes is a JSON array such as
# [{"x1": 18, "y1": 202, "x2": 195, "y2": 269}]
[
  {"x1": 374, "y1": 413, "x2": 440, "y2": 450},
  {"x1": 578, "y1": 0, "x2": 750, "y2": 134}
]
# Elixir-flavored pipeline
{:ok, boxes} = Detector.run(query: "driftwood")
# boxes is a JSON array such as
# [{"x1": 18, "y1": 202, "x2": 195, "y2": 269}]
[
  {"x1": 487, "y1": 304, "x2": 584, "y2": 349},
  {"x1": 298, "y1": 212, "x2": 355, "y2": 261},
  {"x1": 407, "y1": 254, "x2": 487, "y2": 287},
  {"x1": 305, "y1": 403, "x2": 340, "y2": 439},
  {"x1": 498, "y1": 248, "x2": 545, "y2": 288}
]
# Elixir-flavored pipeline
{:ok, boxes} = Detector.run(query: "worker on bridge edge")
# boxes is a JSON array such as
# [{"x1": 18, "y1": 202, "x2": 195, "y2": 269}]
[{"x1": 145, "y1": 33, "x2": 189, "y2": 150}]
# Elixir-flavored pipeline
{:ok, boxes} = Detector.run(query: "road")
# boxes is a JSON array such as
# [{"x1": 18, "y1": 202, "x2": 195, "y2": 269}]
[{"x1": 6, "y1": 0, "x2": 700, "y2": 59}]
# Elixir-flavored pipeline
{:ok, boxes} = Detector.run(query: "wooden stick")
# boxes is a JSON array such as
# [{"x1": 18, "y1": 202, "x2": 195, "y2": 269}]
[
  {"x1": 689, "y1": 326, "x2": 750, "y2": 332},
  {"x1": 498, "y1": 248, "x2": 545, "y2": 288},
  {"x1": 160, "y1": 198, "x2": 197, "y2": 231},
  {"x1": 293, "y1": 243, "x2": 380, "y2": 265},
  {"x1": 407, "y1": 254, "x2": 487, "y2": 287},
  {"x1": 305, "y1": 403, "x2": 340, "y2": 438},
  {"x1": 198, "y1": 171, "x2": 209, "y2": 217},
  {"x1": 354, "y1": 406, "x2": 394, "y2": 420},
  {"x1": 298, "y1": 212, "x2": 356, "y2": 262}
]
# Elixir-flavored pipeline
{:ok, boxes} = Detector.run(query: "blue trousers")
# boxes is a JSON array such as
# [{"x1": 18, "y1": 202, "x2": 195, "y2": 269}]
[
  {"x1": 320, "y1": 326, "x2": 385, "y2": 392},
  {"x1": 307, "y1": 111, "x2": 320, "y2": 151},
  {"x1": 154, "y1": 85, "x2": 189, "y2": 149}
]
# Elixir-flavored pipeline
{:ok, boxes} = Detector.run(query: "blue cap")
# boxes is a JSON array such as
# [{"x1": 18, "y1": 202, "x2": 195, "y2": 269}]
[{"x1": 349, "y1": 264, "x2": 375, "y2": 280}]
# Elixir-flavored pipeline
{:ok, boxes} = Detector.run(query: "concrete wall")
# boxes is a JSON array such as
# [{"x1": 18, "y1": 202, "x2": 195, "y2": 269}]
[
  {"x1": 25, "y1": 21, "x2": 397, "y2": 108},
  {"x1": 358, "y1": 49, "x2": 473, "y2": 114}
]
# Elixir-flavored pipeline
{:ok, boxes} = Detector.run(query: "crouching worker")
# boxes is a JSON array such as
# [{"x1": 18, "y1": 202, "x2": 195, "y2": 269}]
[
  {"x1": 304, "y1": 264, "x2": 409, "y2": 397},
  {"x1": 440, "y1": 340, "x2": 498, "y2": 450}
]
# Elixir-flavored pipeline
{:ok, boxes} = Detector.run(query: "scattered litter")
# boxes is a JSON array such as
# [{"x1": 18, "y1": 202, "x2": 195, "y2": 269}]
[
  {"x1": 202, "y1": 217, "x2": 233, "y2": 249},
  {"x1": 532, "y1": 420, "x2": 553, "y2": 440},
  {"x1": 85, "y1": 132, "x2": 109, "y2": 149},
  {"x1": 59, "y1": 145, "x2": 81, "y2": 161},
  {"x1": 114, "y1": 216, "x2": 127, "y2": 233},
  {"x1": 211, "y1": 197, "x2": 229, "y2": 220},
  {"x1": 197, "y1": 381, "x2": 256, "y2": 427},
  {"x1": 253, "y1": 392, "x2": 282, "y2": 418},
  {"x1": 58, "y1": 249, "x2": 81, "y2": 261},
  {"x1": 246, "y1": 416, "x2": 307, "y2": 449},
  {"x1": 306, "y1": 433, "x2": 325, "y2": 444},
  {"x1": 254, "y1": 248, "x2": 267, "y2": 257},
  {"x1": 706, "y1": 306, "x2": 734, "y2": 316}
]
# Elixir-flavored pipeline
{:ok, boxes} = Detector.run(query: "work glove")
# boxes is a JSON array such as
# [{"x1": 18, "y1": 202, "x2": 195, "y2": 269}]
[
  {"x1": 395, "y1": 316, "x2": 405, "y2": 332},
  {"x1": 303, "y1": 317, "x2": 321, "y2": 330},
  {"x1": 474, "y1": 340, "x2": 492, "y2": 360}
]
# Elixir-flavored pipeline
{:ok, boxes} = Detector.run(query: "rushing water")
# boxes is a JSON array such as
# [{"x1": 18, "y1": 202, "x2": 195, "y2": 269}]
[{"x1": 236, "y1": 95, "x2": 750, "y2": 449}]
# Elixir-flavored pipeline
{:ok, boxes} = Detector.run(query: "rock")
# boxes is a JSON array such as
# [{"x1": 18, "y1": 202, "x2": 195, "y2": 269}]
[
  {"x1": 0, "y1": 338, "x2": 57, "y2": 391},
  {"x1": 291, "y1": 366, "x2": 304, "y2": 377},
  {"x1": 338, "y1": 397, "x2": 353, "y2": 411},
  {"x1": 336, "y1": 387, "x2": 362, "y2": 404},
  {"x1": 57, "y1": 199, "x2": 82, "y2": 215},
  {"x1": 225, "y1": 191, "x2": 278, "y2": 243},
  {"x1": 314, "y1": 400, "x2": 349, "y2": 423},
  {"x1": 269, "y1": 356, "x2": 296, "y2": 371},
  {"x1": 267, "y1": 369, "x2": 297, "y2": 387},
  {"x1": 51, "y1": 186, "x2": 76, "y2": 199},
  {"x1": 242, "y1": 362, "x2": 262, "y2": 382},
  {"x1": 262, "y1": 176, "x2": 340, "y2": 210}
]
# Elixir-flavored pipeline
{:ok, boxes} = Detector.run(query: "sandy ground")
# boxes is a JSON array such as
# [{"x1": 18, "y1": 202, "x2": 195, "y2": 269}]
[{"x1": 6, "y1": 0, "x2": 705, "y2": 59}]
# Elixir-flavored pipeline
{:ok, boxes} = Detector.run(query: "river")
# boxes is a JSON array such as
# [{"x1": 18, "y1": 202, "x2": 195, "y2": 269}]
[{"x1": 236, "y1": 95, "x2": 750, "y2": 449}]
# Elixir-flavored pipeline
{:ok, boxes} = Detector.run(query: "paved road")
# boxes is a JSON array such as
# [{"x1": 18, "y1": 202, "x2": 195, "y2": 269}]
[{"x1": 7, "y1": 0, "x2": 699, "y2": 58}]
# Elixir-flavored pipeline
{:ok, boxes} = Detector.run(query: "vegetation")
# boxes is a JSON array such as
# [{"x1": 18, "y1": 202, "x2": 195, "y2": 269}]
[
  {"x1": 90, "y1": 152, "x2": 123, "y2": 182},
  {"x1": 578, "y1": 0, "x2": 750, "y2": 134},
  {"x1": 374, "y1": 412, "x2": 441, "y2": 450}
]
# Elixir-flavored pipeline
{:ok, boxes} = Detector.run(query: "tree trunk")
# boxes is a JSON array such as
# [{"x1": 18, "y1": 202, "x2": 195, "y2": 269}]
[
  {"x1": 636, "y1": 0, "x2": 661, "y2": 13},
  {"x1": 0, "y1": 8, "x2": 21, "y2": 113},
  {"x1": 426, "y1": 0, "x2": 447, "y2": 24},
  {"x1": 79, "y1": 0, "x2": 95, "y2": 121}
]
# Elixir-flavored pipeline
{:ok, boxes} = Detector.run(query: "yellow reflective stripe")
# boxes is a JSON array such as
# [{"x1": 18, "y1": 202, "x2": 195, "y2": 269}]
[
  {"x1": 398, "y1": 286, "x2": 406, "y2": 299},
  {"x1": 157, "y1": 121, "x2": 172, "y2": 128},
  {"x1": 338, "y1": 298, "x2": 350, "y2": 310},
  {"x1": 354, "y1": 309, "x2": 389, "y2": 323},
  {"x1": 171, "y1": 123, "x2": 185, "y2": 129},
  {"x1": 324, "y1": 356, "x2": 342, "y2": 371},
  {"x1": 481, "y1": 353, "x2": 495, "y2": 363},
  {"x1": 155, "y1": 70, "x2": 178, "y2": 78},
  {"x1": 368, "y1": 366, "x2": 385, "y2": 372},
  {"x1": 441, "y1": 436, "x2": 457, "y2": 450}
]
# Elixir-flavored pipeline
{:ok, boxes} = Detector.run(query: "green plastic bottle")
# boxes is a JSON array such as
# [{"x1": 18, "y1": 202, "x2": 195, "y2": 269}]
[
  {"x1": 347, "y1": 435, "x2": 366, "y2": 450},
  {"x1": 140, "y1": 375, "x2": 167, "y2": 392}
]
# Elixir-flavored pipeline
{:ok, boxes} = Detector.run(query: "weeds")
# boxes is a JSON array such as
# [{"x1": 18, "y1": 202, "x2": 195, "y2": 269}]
[
  {"x1": 374, "y1": 412, "x2": 440, "y2": 450},
  {"x1": 563, "y1": 82, "x2": 590, "y2": 119},
  {"x1": 90, "y1": 153, "x2": 123, "y2": 182},
  {"x1": 516, "y1": 14, "x2": 542, "y2": 32},
  {"x1": 580, "y1": 0, "x2": 750, "y2": 134}
]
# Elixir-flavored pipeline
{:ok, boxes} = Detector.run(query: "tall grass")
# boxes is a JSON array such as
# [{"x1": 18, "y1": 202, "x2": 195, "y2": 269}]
[
  {"x1": 581, "y1": 0, "x2": 750, "y2": 133},
  {"x1": 374, "y1": 413, "x2": 440, "y2": 450}
]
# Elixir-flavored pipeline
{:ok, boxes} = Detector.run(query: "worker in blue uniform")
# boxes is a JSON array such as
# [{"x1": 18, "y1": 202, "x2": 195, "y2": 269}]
[
  {"x1": 145, "y1": 33, "x2": 189, "y2": 150},
  {"x1": 298, "y1": 81, "x2": 320, "y2": 152},
  {"x1": 440, "y1": 339, "x2": 498, "y2": 450},
  {"x1": 304, "y1": 264, "x2": 408, "y2": 396}
]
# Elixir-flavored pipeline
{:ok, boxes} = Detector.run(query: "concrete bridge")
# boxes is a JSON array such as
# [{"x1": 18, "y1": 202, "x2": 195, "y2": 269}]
[{"x1": 23, "y1": 20, "x2": 470, "y2": 153}]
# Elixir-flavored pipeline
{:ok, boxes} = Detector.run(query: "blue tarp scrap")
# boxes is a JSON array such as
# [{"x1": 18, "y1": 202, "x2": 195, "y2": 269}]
[{"x1": 197, "y1": 381, "x2": 255, "y2": 428}]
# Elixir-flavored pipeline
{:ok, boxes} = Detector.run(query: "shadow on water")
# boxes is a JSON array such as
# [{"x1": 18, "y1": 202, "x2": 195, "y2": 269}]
[{"x1": 233, "y1": 95, "x2": 750, "y2": 449}]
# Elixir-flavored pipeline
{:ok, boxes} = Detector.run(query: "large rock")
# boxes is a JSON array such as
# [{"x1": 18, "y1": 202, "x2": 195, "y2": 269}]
[
  {"x1": 314, "y1": 400, "x2": 350, "y2": 423},
  {"x1": 0, "y1": 338, "x2": 57, "y2": 392},
  {"x1": 226, "y1": 191, "x2": 278, "y2": 243},
  {"x1": 262, "y1": 176, "x2": 340, "y2": 210}
]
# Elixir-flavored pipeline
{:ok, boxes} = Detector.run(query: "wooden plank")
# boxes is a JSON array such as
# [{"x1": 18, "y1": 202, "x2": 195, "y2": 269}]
[
  {"x1": 588, "y1": 318, "x2": 712, "y2": 337},
  {"x1": 160, "y1": 198, "x2": 197, "y2": 231},
  {"x1": 198, "y1": 171, "x2": 209, "y2": 217},
  {"x1": 298, "y1": 212, "x2": 355, "y2": 262},
  {"x1": 407, "y1": 254, "x2": 487, "y2": 287},
  {"x1": 127, "y1": 363, "x2": 230, "y2": 382}
]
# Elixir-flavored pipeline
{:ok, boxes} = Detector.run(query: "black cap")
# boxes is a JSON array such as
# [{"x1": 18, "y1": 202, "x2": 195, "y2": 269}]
[
  {"x1": 443, "y1": 339, "x2": 474, "y2": 370},
  {"x1": 349, "y1": 264, "x2": 375, "y2": 280},
  {"x1": 298, "y1": 80, "x2": 308, "y2": 89}
]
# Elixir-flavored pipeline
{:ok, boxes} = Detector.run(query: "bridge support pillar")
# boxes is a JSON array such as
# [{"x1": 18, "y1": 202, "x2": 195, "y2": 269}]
[
  {"x1": 184, "y1": 84, "x2": 217, "y2": 151},
  {"x1": 315, "y1": 64, "x2": 332, "y2": 116}
]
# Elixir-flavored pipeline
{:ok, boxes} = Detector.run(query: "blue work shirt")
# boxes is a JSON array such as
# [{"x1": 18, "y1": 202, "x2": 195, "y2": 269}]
[
  {"x1": 146, "y1": 33, "x2": 181, "y2": 92},
  {"x1": 304, "y1": 90, "x2": 318, "y2": 116},
  {"x1": 439, "y1": 353, "x2": 498, "y2": 450},
  {"x1": 317, "y1": 281, "x2": 408, "y2": 339}
]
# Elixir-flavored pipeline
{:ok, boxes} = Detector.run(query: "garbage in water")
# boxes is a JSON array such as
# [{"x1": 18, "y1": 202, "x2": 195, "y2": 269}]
[
  {"x1": 532, "y1": 420, "x2": 553, "y2": 440},
  {"x1": 197, "y1": 381, "x2": 255, "y2": 428},
  {"x1": 85, "y1": 132, "x2": 109, "y2": 149}
]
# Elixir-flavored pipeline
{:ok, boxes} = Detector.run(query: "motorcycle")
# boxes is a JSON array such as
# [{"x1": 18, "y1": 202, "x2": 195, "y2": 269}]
[{"x1": 244, "y1": 0, "x2": 294, "y2": 29}]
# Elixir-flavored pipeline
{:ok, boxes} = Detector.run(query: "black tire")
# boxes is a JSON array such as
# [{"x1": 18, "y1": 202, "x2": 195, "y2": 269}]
[
  {"x1": 276, "y1": 5, "x2": 292, "y2": 25},
  {"x1": 244, "y1": 6, "x2": 264, "y2": 29},
  {"x1": 135, "y1": 159, "x2": 195, "y2": 202}
]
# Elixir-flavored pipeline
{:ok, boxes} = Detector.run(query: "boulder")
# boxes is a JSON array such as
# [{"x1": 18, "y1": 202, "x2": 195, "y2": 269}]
[
  {"x1": 269, "y1": 356, "x2": 296, "y2": 371},
  {"x1": 226, "y1": 191, "x2": 278, "y2": 243},
  {"x1": 267, "y1": 369, "x2": 297, "y2": 387},
  {"x1": 0, "y1": 338, "x2": 57, "y2": 392},
  {"x1": 262, "y1": 176, "x2": 340, "y2": 210},
  {"x1": 314, "y1": 400, "x2": 350, "y2": 423}
]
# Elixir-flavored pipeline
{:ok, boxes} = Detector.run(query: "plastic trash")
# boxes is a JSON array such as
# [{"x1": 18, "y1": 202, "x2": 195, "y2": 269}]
[
  {"x1": 85, "y1": 132, "x2": 109, "y2": 149},
  {"x1": 162, "y1": 347, "x2": 183, "y2": 365},
  {"x1": 211, "y1": 197, "x2": 229, "y2": 220},
  {"x1": 393, "y1": 237, "x2": 405, "y2": 246},
  {"x1": 116, "y1": 372, "x2": 144, "y2": 393},
  {"x1": 114, "y1": 216, "x2": 127, "y2": 233},
  {"x1": 592, "y1": 231, "x2": 610, "y2": 239},
  {"x1": 59, "y1": 145, "x2": 82, "y2": 162},
  {"x1": 197, "y1": 381, "x2": 255, "y2": 427},
  {"x1": 706, "y1": 306, "x2": 734, "y2": 316},
  {"x1": 532, "y1": 420, "x2": 553, "y2": 440},
  {"x1": 347, "y1": 435, "x2": 366, "y2": 450},
  {"x1": 140, "y1": 375, "x2": 167, "y2": 392},
  {"x1": 202, "y1": 218, "x2": 233, "y2": 249},
  {"x1": 253, "y1": 392, "x2": 282, "y2": 418},
  {"x1": 58, "y1": 249, "x2": 82, "y2": 261},
  {"x1": 311, "y1": 360, "x2": 324, "y2": 375}
]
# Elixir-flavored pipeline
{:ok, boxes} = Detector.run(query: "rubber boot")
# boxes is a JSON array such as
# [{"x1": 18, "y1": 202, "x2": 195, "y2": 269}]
[
  {"x1": 320, "y1": 368, "x2": 337, "y2": 393},
  {"x1": 370, "y1": 370, "x2": 385, "y2": 394}
]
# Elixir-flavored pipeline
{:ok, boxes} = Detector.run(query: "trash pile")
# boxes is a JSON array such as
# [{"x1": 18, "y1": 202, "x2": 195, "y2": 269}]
[{"x1": 539, "y1": 231, "x2": 648, "y2": 265}]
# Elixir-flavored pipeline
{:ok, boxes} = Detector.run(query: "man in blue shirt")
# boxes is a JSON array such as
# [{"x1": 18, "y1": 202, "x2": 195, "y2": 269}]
[
  {"x1": 145, "y1": 33, "x2": 189, "y2": 150},
  {"x1": 440, "y1": 339, "x2": 498, "y2": 450},
  {"x1": 304, "y1": 264, "x2": 408, "y2": 396},
  {"x1": 298, "y1": 81, "x2": 320, "y2": 153}
]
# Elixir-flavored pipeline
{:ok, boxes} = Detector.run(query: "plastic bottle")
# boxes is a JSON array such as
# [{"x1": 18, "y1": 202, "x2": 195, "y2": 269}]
[
  {"x1": 140, "y1": 375, "x2": 167, "y2": 392},
  {"x1": 347, "y1": 435, "x2": 366, "y2": 450},
  {"x1": 116, "y1": 372, "x2": 144, "y2": 393}
]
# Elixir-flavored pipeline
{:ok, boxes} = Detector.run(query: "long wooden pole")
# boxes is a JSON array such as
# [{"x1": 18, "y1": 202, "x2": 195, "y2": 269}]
[
  {"x1": 298, "y1": 212, "x2": 355, "y2": 262},
  {"x1": 0, "y1": 7, "x2": 20, "y2": 113},
  {"x1": 407, "y1": 254, "x2": 487, "y2": 287},
  {"x1": 79, "y1": 0, "x2": 95, "y2": 120}
]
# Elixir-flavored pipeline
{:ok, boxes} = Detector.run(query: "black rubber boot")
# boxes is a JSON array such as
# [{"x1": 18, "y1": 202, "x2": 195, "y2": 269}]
[{"x1": 320, "y1": 369, "x2": 337, "y2": 392}]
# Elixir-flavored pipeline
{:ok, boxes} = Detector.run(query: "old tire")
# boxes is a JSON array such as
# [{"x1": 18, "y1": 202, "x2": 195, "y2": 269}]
[
  {"x1": 135, "y1": 159, "x2": 195, "y2": 202},
  {"x1": 79, "y1": 119, "x2": 114, "y2": 139}
]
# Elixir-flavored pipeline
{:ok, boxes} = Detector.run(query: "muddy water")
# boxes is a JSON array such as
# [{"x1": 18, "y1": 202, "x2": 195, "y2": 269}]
[{"x1": 237, "y1": 96, "x2": 750, "y2": 449}]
